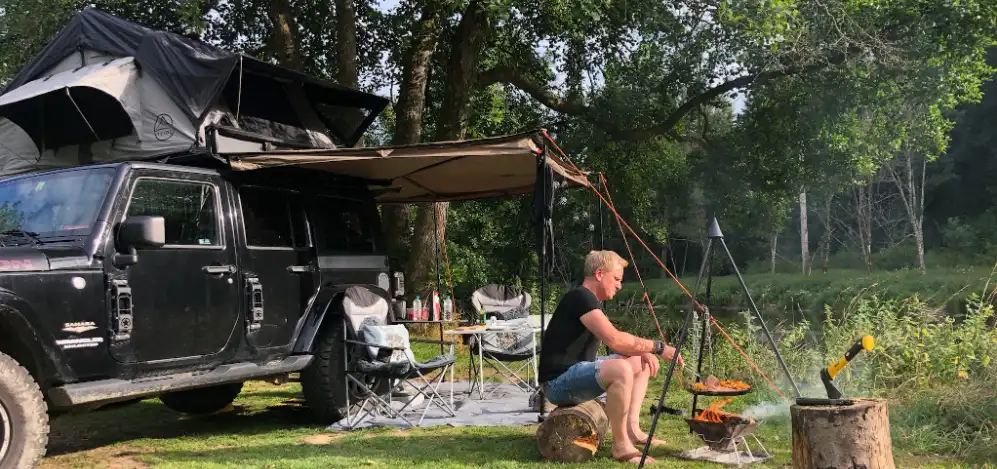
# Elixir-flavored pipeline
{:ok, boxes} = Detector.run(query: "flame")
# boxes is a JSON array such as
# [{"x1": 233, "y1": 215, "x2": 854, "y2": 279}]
[
  {"x1": 571, "y1": 433, "x2": 599, "y2": 454},
  {"x1": 692, "y1": 398, "x2": 756, "y2": 424}
]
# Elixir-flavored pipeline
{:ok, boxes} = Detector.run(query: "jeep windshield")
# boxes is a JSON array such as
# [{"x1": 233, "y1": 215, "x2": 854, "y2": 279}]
[{"x1": 0, "y1": 167, "x2": 116, "y2": 243}]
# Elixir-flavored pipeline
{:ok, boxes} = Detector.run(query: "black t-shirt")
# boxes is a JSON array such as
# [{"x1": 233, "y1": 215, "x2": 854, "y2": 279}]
[{"x1": 538, "y1": 286, "x2": 602, "y2": 383}]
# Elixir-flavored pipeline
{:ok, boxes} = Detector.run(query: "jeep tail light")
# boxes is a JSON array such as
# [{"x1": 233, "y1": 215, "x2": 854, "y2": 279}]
[{"x1": 392, "y1": 271, "x2": 405, "y2": 297}]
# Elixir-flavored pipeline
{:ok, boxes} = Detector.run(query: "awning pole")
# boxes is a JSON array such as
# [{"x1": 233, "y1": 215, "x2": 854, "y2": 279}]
[
  {"x1": 537, "y1": 142, "x2": 550, "y2": 422},
  {"x1": 434, "y1": 202, "x2": 442, "y2": 297}
]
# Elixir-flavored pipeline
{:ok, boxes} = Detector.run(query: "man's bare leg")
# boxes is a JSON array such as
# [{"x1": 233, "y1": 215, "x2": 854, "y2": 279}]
[
  {"x1": 622, "y1": 355, "x2": 664, "y2": 446},
  {"x1": 598, "y1": 358, "x2": 654, "y2": 463}
]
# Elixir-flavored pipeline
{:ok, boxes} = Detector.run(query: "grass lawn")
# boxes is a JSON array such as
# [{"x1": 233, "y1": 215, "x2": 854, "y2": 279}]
[{"x1": 38, "y1": 371, "x2": 989, "y2": 468}]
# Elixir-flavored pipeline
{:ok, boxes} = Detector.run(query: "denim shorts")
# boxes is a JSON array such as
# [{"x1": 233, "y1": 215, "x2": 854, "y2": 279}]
[{"x1": 544, "y1": 354, "x2": 622, "y2": 406}]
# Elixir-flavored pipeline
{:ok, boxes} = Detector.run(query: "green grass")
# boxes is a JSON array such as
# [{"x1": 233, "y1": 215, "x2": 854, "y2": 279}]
[
  {"x1": 612, "y1": 267, "x2": 997, "y2": 325},
  {"x1": 39, "y1": 369, "x2": 993, "y2": 468},
  {"x1": 38, "y1": 267, "x2": 997, "y2": 468}
]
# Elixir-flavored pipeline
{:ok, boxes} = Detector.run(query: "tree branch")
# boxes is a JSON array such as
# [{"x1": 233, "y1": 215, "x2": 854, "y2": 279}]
[
  {"x1": 482, "y1": 50, "x2": 852, "y2": 142},
  {"x1": 478, "y1": 65, "x2": 589, "y2": 116}
]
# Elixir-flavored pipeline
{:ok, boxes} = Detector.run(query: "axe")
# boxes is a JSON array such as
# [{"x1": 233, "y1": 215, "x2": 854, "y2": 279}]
[{"x1": 821, "y1": 335, "x2": 875, "y2": 399}]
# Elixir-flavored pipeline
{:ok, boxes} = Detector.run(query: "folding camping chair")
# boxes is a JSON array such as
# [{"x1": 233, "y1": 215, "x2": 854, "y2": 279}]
[
  {"x1": 466, "y1": 285, "x2": 539, "y2": 398},
  {"x1": 339, "y1": 286, "x2": 457, "y2": 429}
]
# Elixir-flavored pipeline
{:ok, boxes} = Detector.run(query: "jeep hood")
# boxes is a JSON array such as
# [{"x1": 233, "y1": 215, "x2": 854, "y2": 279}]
[{"x1": 0, "y1": 245, "x2": 91, "y2": 272}]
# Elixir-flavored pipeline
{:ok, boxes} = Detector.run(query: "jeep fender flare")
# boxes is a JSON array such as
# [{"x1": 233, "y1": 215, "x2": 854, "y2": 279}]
[
  {"x1": 290, "y1": 283, "x2": 392, "y2": 354},
  {"x1": 0, "y1": 290, "x2": 75, "y2": 386}
]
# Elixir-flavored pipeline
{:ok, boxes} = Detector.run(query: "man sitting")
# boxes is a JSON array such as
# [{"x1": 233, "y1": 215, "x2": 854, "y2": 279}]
[{"x1": 538, "y1": 250, "x2": 683, "y2": 464}]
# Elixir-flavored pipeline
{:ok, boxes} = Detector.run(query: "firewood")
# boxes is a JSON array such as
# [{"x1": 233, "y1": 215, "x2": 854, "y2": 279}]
[
  {"x1": 791, "y1": 398, "x2": 896, "y2": 469},
  {"x1": 536, "y1": 400, "x2": 609, "y2": 462}
]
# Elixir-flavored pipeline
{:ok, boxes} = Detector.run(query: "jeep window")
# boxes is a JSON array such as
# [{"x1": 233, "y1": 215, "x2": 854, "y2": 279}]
[
  {"x1": 0, "y1": 167, "x2": 115, "y2": 238},
  {"x1": 126, "y1": 178, "x2": 220, "y2": 246},
  {"x1": 307, "y1": 196, "x2": 379, "y2": 254},
  {"x1": 239, "y1": 187, "x2": 309, "y2": 248}
]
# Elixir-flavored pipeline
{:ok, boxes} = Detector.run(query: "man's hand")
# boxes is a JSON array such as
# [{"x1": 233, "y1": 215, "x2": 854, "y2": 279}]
[
  {"x1": 660, "y1": 344, "x2": 684, "y2": 369},
  {"x1": 638, "y1": 353, "x2": 660, "y2": 377}
]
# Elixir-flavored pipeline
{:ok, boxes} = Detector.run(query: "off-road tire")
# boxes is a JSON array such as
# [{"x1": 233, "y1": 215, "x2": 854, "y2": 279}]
[
  {"x1": 300, "y1": 317, "x2": 350, "y2": 423},
  {"x1": 159, "y1": 382, "x2": 243, "y2": 415},
  {"x1": 0, "y1": 351, "x2": 48, "y2": 469}
]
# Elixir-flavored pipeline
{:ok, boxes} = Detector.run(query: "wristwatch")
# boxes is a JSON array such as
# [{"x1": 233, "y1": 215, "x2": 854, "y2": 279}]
[{"x1": 653, "y1": 340, "x2": 665, "y2": 355}]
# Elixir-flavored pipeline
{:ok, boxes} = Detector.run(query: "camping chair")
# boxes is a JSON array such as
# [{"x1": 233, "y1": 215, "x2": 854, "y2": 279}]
[
  {"x1": 339, "y1": 286, "x2": 457, "y2": 429},
  {"x1": 467, "y1": 285, "x2": 539, "y2": 398}
]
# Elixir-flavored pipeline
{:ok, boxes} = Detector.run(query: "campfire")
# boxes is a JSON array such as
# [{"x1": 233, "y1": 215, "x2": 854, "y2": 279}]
[{"x1": 685, "y1": 398, "x2": 759, "y2": 452}]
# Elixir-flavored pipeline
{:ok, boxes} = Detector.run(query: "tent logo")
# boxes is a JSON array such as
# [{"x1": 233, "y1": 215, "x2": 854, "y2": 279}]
[{"x1": 154, "y1": 114, "x2": 175, "y2": 141}]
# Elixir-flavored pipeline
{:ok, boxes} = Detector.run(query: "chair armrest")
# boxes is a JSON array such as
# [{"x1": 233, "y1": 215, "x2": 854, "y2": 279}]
[
  {"x1": 343, "y1": 338, "x2": 407, "y2": 352},
  {"x1": 411, "y1": 338, "x2": 457, "y2": 346}
]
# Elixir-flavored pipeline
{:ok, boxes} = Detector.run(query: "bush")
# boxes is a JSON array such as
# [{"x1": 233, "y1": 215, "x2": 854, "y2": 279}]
[{"x1": 612, "y1": 287, "x2": 997, "y2": 459}]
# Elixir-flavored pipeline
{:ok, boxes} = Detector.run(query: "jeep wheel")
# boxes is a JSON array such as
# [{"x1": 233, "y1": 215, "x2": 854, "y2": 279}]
[
  {"x1": 0, "y1": 352, "x2": 48, "y2": 469},
  {"x1": 300, "y1": 316, "x2": 351, "y2": 422},
  {"x1": 159, "y1": 382, "x2": 243, "y2": 415}
]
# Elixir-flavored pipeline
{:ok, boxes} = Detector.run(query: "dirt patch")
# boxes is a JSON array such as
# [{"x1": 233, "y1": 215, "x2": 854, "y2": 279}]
[
  {"x1": 106, "y1": 453, "x2": 147, "y2": 469},
  {"x1": 42, "y1": 446, "x2": 151, "y2": 469},
  {"x1": 301, "y1": 433, "x2": 345, "y2": 445}
]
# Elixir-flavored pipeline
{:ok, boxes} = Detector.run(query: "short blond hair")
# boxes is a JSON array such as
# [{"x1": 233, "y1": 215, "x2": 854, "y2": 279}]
[{"x1": 583, "y1": 250, "x2": 628, "y2": 277}]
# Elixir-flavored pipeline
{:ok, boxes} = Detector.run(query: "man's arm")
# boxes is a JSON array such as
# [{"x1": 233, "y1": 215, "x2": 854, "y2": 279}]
[{"x1": 579, "y1": 308, "x2": 661, "y2": 356}]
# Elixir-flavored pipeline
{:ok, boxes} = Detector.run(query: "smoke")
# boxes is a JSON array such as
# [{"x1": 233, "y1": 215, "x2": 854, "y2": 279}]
[
  {"x1": 742, "y1": 400, "x2": 790, "y2": 420},
  {"x1": 739, "y1": 367, "x2": 856, "y2": 422}
]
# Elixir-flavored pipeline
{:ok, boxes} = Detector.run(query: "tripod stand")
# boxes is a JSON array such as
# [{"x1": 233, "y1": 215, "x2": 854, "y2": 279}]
[{"x1": 637, "y1": 217, "x2": 802, "y2": 468}]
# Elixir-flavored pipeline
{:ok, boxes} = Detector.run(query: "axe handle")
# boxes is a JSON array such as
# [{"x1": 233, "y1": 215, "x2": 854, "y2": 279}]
[{"x1": 826, "y1": 335, "x2": 874, "y2": 380}]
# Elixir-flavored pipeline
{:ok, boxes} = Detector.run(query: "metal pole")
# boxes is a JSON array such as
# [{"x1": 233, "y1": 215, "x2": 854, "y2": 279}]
[
  {"x1": 718, "y1": 236, "x2": 802, "y2": 398},
  {"x1": 690, "y1": 244, "x2": 715, "y2": 418},
  {"x1": 638, "y1": 237, "x2": 713, "y2": 469}
]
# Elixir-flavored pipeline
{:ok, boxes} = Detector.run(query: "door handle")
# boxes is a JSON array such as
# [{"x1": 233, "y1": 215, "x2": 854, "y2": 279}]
[
  {"x1": 287, "y1": 265, "x2": 314, "y2": 274},
  {"x1": 203, "y1": 264, "x2": 236, "y2": 275}
]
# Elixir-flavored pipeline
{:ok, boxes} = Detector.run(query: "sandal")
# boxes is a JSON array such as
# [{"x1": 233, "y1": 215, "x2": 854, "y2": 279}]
[{"x1": 613, "y1": 451, "x2": 654, "y2": 464}]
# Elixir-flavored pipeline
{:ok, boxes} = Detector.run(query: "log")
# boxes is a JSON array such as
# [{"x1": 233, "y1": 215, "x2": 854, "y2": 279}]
[
  {"x1": 791, "y1": 398, "x2": 896, "y2": 469},
  {"x1": 536, "y1": 400, "x2": 609, "y2": 462}
]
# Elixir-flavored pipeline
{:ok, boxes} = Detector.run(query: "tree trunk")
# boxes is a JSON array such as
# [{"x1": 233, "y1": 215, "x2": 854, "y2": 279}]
[
  {"x1": 268, "y1": 0, "x2": 303, "y2": 71},
  {"x1": 854, "y1": 181, "x2": 874, "y2": 273},
  {"x1": 382, "y1": 2, "x2": 449, "y2": 261},
  {"x1": 821, "y1": 196, "x2": 833, "y2": 273},
  {"x1": 406, "y1": 0, "x2": 493, "y2": 297},
  {"x1": 887, "y1": 150, "x2": 927, "y2": 274},
  {"x1": 334, "y1": 0, "x2": 358, "y2": 89},
  {"x1": 791, "y1": 398, "x2": 896, "y2": 469},
  {"x1": 799, "y1": 191, "x2": 810, "y2": 275},
  {"x1": 536, "y1": 400, "x2": 609, "y2": 462},
  {"x1": 770, "y1": 233, "x2": 778, "y2": 273}
]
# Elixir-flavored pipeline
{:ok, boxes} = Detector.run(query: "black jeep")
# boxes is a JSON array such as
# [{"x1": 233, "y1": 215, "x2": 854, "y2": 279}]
[{"x1": 0, "y1": 160, "x2": 405, "y2": 467}]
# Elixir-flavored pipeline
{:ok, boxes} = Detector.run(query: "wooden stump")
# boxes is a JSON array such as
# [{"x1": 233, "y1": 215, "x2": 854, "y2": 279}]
[
  {"x1": 791, "y1": 398, "x2": 896, "y2": 469},
  {"x1": 536, "y1": 400, "x2": 609, "y2": 462}
]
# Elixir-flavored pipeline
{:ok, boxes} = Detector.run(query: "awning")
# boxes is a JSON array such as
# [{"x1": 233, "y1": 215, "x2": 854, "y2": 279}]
[
  {"x1": 0, "y1": 57, "x2": 137, "y2": 149},
  {"x1": 223, "y1": 131, "x2": 590, "y2": 203}
]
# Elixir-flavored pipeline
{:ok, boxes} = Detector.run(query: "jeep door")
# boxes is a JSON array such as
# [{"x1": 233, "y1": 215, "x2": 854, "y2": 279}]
[
  {"x1": 235, "y1": 185, "x2": 316, "y2": 351},
  {"x1": 110, "y1": 170, "x2": 240, "y2": 363}
]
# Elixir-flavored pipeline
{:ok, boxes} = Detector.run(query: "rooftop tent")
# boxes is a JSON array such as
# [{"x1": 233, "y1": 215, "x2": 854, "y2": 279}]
[
  {"x1": 220, "y1": 130, "x2": 591, "y2": 203},
  {"x1": 0, "y1": 8, "x2": 389, "y2": 177}
]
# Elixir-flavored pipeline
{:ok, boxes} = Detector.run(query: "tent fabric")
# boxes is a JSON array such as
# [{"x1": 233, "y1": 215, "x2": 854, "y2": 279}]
[
  {"x1": 222, "y1": 131, "x2": 590, "y2": 203},
  {"x1": 0, "y1": 8, "x2": 388, "y2": 148},
  {"x1": 0, "y1": 54, "x2": 200, "y2": 175}
]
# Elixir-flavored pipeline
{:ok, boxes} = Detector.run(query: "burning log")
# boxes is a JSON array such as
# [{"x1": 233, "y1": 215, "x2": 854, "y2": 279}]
[
  {"x1": 791, "y1": 398, "x2": 896, "y2": 469},
  {"x1": 685, "y1": 398, "x2": 759, "y2": 451},
  {"x1": 536, "y1": 400, "x2": 609, "y2": 462}
]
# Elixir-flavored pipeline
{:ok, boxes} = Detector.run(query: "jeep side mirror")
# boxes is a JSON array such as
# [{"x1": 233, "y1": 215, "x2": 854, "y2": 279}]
[
  {"x1": 119, "y1": 216, "x2": 166, "y2": 249},
  {"x1": 113, "y1": 216, "x2": 165, "y2": 267}
]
